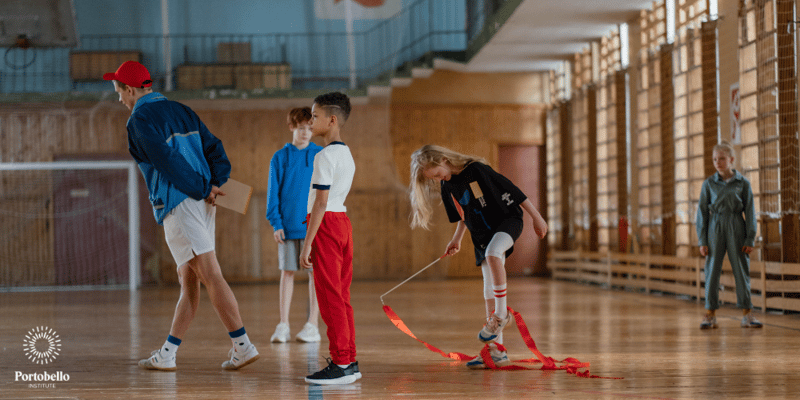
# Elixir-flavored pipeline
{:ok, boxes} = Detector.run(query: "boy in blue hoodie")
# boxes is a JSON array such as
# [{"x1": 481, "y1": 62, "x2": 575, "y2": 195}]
[
  {"x1": 266, "y1": 107, "x2": 324, "y2": 343},
  {"x1": 104, "y1": 61, "x2": 259, "y2": 371}
]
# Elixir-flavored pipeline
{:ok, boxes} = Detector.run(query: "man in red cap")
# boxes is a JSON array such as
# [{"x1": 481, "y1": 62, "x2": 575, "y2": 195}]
[
  {"x1": 104, "y1": 61, "x2": 260, "y2": 371},
  {"x1": 103, "y1": 61, "x2": 155, "y2": 110}
]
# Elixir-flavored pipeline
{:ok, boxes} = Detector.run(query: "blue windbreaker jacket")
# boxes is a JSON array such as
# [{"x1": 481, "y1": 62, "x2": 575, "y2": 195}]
[{"x1": 126, "y1": 92, "x2": 231, "y2": 225}]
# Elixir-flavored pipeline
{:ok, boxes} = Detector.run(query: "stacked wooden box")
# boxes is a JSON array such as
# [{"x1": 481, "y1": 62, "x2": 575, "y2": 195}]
[
  {"x1": 176, "y1": 63, "x2": 291, "y2": 90},
  {"x1": 70, "y1": 51, "x2": 142, "y2": 81},
  {"x1": 177, "y1": 42, "x2": 291, "y2": 90}
]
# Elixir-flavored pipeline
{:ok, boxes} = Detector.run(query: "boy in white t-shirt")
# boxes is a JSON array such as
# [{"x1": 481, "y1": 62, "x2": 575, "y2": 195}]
[{"x1": 299, "y1": 92, "x2": 359, "y2": 385}]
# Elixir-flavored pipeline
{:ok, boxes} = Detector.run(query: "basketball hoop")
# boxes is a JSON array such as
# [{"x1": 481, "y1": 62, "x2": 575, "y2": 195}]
[
  {"x1": 16, "y1": 34, "x2": 31, "y2": 49},
  {"x1": 4, "y1": 36, "x2": 37, "y2": 70}
]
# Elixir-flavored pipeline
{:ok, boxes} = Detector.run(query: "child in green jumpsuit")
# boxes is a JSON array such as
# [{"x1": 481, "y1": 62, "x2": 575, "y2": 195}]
[{"x1": 696, "y1": 142, "x2": 762, "y2": 329}]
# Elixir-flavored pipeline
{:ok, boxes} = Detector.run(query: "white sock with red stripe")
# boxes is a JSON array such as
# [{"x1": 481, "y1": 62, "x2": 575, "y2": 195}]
[{"x1": 493, "y1": 284, "x2": 507, "y2": 318}]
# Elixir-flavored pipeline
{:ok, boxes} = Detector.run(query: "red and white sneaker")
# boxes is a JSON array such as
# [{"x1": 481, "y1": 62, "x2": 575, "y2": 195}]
[
  {"x1": 478, "y1": 311, "x2": 513, "y2": 343},
  {"x1": 466, "y1": 343, "x2": 510, "y2": 369}
]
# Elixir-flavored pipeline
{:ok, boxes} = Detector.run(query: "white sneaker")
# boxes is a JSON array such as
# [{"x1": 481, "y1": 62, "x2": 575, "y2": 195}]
[
  {"x1": 478, "y1": 311, "x2": 513, "y2": 343},
  {"x1": 222, "y1": 343, "x2": 259, "y2": 370},
  {"x1": 700, "y1": 314, "x2": 718, "y2": 329},
  {"x1": 138, "y1": 349, "x2": 176, "y2": 371},
  {"x1": 741, "y1": 314, "x2": 764, "y2": 328},
  {"x1": 270, "y1": 322, "x2": 290, "y2": 343},
  {"x1": 466, "y1": 343, "x2": 510, "y2": 369},
  {"x1": 296, "y1": 322, "x2": 321, "y2": 343}
]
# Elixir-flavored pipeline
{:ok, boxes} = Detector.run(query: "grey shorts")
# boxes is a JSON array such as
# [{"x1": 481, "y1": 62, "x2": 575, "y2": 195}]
[{"x1": 278, "y1": 239, "x2": 306, "y2": 272}]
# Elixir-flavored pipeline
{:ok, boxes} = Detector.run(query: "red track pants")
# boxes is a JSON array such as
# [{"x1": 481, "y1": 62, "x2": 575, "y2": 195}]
[{"x1": 310, "y1": 212, "x2": 355, "y2": 365}]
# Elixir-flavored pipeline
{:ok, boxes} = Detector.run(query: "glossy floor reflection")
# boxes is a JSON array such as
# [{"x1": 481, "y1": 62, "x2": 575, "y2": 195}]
[{"x1": 2, "y1": 278, "x2": 800, "y2": 399}]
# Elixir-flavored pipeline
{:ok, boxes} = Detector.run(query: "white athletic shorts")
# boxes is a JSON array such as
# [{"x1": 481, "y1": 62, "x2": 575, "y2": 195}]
[{"x1": 163, "y1": 198, "x2": 216, "y2": 268}]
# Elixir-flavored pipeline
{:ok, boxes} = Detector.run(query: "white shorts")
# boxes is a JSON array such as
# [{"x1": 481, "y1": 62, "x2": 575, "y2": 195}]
[{"x1": 163, "y1": 198, "x2": 216, "y2": 268}]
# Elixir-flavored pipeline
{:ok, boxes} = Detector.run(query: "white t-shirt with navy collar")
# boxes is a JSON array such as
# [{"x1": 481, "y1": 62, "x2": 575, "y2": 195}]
[{"x1": 307, "y1": 141, "x2": 355, "y2": 213}]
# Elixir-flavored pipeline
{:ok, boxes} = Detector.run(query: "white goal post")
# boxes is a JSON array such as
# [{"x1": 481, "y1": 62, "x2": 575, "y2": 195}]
[{"x1": 0, "y1": 161, "x2": 140, "y2": 292}]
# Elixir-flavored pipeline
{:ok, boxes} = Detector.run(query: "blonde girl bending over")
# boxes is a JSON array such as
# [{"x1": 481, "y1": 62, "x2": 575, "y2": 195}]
[{"x1": 409, "y1": 145, "x2": 548, "y2": 369}]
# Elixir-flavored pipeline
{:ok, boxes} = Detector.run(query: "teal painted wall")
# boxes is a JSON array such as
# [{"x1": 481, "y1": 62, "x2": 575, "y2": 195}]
[{"x1": 0, "y1": 0, "x2": 466, "y2": 93}]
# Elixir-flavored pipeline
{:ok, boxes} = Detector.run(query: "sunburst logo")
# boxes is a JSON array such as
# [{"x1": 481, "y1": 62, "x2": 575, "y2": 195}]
[{"x1": 23, "y1": 326, "x2": 61, "y2": 365}]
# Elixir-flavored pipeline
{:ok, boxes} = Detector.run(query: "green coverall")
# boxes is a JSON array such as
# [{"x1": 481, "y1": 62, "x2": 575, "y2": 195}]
[{"x1": 696, "y1": 170, "x2": 757, "y2": 310}]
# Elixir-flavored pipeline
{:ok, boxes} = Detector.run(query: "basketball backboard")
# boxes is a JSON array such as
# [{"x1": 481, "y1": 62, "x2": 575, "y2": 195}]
[{"x1": 0, "y1": 0, "x2": 78, "y2": 47}]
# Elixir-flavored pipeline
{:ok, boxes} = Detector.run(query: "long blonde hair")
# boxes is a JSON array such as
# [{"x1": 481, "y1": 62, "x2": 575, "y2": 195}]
[{"x1": 409, "y1": 145, "x2": 487, "y2": 230}]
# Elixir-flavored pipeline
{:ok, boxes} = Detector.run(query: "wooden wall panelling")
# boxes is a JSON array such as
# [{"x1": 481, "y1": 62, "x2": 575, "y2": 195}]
[
  {"x1": 215, "y1": 204, "x2": 253, "y2": 280},
  {"x1": 347, "y1": 190, "x2": 418, "y2": 280},
  {"x1": 391, "y1": 70, "x2": 551, "y2": 105},
  {"x1": 0, "y1": 103, "x2": 132, "y2": 162},
  {"x1": 341, "y1": 103, "x2": 397, "y2": 191},
  {"x1": 255, "y1": 192, "x2": 280, "y2": 281},
  {"x1": 4, "y1": 97, "x2": 543, "y2": 283}
]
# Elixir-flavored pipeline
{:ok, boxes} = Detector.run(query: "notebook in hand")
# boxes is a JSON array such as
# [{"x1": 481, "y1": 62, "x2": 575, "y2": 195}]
[{"x1": 215, "y1": 178, "x2": 253, "y2": 214}]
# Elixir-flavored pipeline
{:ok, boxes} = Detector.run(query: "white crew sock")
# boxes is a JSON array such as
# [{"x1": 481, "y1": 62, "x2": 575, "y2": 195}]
[
  {"x1": 229, "y1": 327, "x2": 252, "y2": 351},
  {"x1": 493, "y1": 284, "x2": 508, "y2": 318},
  {"x1": 162, "y1": 335, "x2": 181, "y2": 358}
]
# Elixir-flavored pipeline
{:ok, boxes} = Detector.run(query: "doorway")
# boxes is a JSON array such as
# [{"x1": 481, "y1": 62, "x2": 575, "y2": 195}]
[{"x1": 498, "y1": 145, "x2": 547, "y2": 276}]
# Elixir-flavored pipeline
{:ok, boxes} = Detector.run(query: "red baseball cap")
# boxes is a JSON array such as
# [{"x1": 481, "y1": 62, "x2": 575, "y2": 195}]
[{"x1": 103, "y1": 61, "x2": 153, "y2": 88}]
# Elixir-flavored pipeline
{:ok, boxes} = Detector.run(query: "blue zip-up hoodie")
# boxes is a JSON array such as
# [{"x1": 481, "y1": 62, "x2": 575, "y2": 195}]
[
  {"x1": 126, "y1": 92, "x2": 231, "y2": 225},
  {"x1": 266, "y1": 142, "x2": 323, "y2": 239}
]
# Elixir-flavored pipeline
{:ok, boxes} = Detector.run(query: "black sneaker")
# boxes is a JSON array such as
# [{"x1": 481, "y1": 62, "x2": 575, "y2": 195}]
[
  {"x1": 346, "y1": 361, "x2": 361, "y2": 380},
  {"x1": 305, "y1": 358, "x2": 356, "y2": 385}
]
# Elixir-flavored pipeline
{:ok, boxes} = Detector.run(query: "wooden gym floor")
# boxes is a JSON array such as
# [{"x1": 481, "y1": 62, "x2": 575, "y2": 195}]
[{"x1": 1, "y1": 277, "x2": 799, "y2": 399}]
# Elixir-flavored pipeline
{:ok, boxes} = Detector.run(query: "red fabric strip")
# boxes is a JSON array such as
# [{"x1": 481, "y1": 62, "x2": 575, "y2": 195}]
[
  {"x1": 450, "y1": 193, "x2": 465, "y2": 221},
  {"x1": 382, "y1": 304, "x2": 622, "y2": 379},
  {"x1": 382, "y1": 305, "x2": 473, "y2": 361}
]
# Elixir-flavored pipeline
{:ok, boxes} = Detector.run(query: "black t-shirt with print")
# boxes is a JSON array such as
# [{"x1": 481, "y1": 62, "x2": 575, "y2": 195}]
[{"x1": 440, "y1": 162, "x2": 527, "y2": 265}]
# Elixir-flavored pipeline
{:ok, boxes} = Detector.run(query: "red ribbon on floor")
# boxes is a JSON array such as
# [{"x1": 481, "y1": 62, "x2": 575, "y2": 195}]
[
  {"x1": 382, "y1": 304, "x2": 473, "y2": 361},
  {"x1": 382, "y1": 304, "x2": 622, "y2": 379}
]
